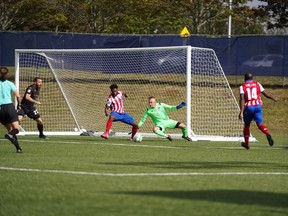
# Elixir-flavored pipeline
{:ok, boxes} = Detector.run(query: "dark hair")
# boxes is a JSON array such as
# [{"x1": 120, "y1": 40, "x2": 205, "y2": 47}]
[
  {"x1": 110, "y1": 84, "x2": 118, "y2": 90},
  {"x1": 244, "y1": 72, "x2": 253, "y2": 81},
  {"x1": 33, "y1": 77, "x2": 42, "y2": 82},
  {"x1": 148, "y1": 96, "x2": 155, "y2": 100},
  {"x1": 0, "y1": 67, "x2": 9, "y2": 81}
]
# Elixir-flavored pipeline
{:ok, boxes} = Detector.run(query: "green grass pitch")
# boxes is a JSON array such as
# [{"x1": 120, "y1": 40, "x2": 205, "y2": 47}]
[{"x1": 0, "y1": 135, "x2": 287, "y2": 216}]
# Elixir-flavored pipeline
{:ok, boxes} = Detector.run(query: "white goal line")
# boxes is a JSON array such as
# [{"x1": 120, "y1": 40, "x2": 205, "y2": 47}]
[
  {"x1": 1, "y1": 167, "x2": 288, "y2": 177},
  {"x1": 2, "y1": 138, "x2": 283, "y2": 150}
]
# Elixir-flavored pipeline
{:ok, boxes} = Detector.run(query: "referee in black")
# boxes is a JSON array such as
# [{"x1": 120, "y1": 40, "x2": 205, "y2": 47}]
[{"x1": 0, "y1": 67, "x2": 22, "y2": 153}]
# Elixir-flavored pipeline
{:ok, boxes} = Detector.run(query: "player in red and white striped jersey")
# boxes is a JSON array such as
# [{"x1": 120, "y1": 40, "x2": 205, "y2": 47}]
[
  {"x1": 101, "y1": 84, "x2": 138, "y2": 140},
  {"x1": 239, "y1": 72, "x2": 277, "y2": 149},
  {"x1": 106, "y1": 90, "x2": 125, "y2": 113}
]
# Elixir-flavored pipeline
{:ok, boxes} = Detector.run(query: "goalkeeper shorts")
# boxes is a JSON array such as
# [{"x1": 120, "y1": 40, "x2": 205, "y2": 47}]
[{"x1": 156, "y1": 119, "x2": 179, "y2": 132}]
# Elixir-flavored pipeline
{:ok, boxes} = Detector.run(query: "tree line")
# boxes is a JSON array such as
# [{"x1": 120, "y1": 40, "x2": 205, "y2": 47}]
[{"x1": 0, "y1": 0, "x2": 287, "y2": 35}]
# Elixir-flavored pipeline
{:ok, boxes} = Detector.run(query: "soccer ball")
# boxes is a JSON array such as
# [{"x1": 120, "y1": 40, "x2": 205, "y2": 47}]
[{"x1": 133, "y1": 133, "x2": 143, "y2": 142}]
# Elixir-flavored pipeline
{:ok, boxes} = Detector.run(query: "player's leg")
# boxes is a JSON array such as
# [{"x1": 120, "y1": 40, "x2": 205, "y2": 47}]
[
  {"x1": 5, "y1": 121, "x2": 19, "y2": 139},
  {"x1": 26, "y1": 107, "x2": 47, "y2": 139},
  {"x1": 4, "y1": 122, "x2": 22, "y2": 153},
  {"x1": 101, "y1": 112, "x2": 116, "y2": 139},
  {"x1": 130, "y1": 122, "x2": 138, "y2": 140},
  {"x1": 254, "y1": 106, "x2": 273, "y2": 146},
  {"x1": 175, "y1": 122, "x2": 192, "y2": 141},
  {"x1": 3, "y1": 104, "x2": 22, "y2": 153},
  {"x1": 242, "y1": 107, "x2": 254, "y2": 149},
  {"x1": 120, "y1": 113, "x2": 138, "y2": 140},
  {"x1": 17, "y1": 108, "x2": 25, "y2": 123},
  {"x1": 153, "y1": 122, "x2": 172, "y2": 141},
  {"x1": 35, "y1": 117, "x2": 47, "y2": 139},
  {"x1": 153, "y1": 126, "x2": 172, "y2": 140},
  {"x1": 4, "y1": 123, "x2": 18, "y2": 138}
]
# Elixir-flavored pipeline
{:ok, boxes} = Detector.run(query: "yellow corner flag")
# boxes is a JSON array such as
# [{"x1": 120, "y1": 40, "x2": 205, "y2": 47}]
[{"x1": 180, "y1": 26, "x2": 190, "y2": 37}]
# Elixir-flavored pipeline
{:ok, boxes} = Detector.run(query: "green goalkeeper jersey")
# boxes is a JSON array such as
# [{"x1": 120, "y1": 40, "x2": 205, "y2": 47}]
[{"x1": 138, "y1": 103, "x2": 177, "y2": 127}]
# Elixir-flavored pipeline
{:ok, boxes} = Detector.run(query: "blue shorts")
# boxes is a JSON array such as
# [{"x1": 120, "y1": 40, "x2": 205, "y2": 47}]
[
  {"x1": 243, "y1": 105, "x2": 263, "y2": 125},
  {"x1": 110, "y1": 112, "x2": 135, "y2": 125}
]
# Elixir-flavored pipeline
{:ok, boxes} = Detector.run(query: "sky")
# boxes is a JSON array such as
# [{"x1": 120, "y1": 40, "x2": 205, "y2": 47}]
[{"x1": 247, "y1": 0, "x2": 268, "y2": 7}]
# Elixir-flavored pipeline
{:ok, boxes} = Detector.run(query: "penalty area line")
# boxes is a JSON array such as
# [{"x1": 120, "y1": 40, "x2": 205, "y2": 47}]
[{"x1": 0, "y1": 167, "x2": 288, "y2": 177}]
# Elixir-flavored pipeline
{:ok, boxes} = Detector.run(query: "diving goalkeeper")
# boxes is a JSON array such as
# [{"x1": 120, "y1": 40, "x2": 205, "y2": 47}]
[{"x1": 138, "y1": 96, "x2": 191, "y2": 141}]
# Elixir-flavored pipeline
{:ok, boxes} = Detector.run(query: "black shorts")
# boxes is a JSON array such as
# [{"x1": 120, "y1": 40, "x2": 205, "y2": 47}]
[
  {"x1": 0, "y1": 103, "x2": 18, "y2": 125},
  {"x1": 18, "y1": 105, "x2": 40, "y2": 120}
]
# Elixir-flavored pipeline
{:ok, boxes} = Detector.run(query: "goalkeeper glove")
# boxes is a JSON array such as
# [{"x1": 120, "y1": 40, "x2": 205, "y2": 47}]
[{"x1": 176, "y1": 102, "x2": 186, "y2": 109}]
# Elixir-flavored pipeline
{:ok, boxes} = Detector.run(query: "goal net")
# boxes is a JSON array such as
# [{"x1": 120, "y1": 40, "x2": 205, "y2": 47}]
[{"x1": 15, "y1": 46, "x2": 250, "y2": 141}]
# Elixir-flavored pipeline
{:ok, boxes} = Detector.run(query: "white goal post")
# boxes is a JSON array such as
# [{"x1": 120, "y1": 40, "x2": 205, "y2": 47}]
[{"x1": 15, "y1": 46, "x2": 254, "y2": 142}]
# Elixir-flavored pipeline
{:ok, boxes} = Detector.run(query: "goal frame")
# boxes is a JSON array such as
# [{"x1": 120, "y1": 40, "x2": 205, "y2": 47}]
[{"x1": 15, "y1": 46, "x2": 255, "y2": 142}]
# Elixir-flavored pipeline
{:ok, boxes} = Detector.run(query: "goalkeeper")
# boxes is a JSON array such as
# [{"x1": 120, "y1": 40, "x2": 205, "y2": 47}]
[{"x1": 138, "y1": 96, "x2": 191, "y2": 141}]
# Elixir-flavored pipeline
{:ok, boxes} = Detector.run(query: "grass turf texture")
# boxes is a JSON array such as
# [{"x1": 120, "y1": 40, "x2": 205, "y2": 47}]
[
  {"x1": 1, "y1": 73, "x2": 287, "y2": 215},
  {"x1": 0, "y1": 135, "x2": 287, "y2": 216}
]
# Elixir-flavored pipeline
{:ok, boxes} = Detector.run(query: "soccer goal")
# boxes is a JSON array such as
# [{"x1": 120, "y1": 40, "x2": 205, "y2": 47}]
[{"x1": 15, "y1": 46, "x2": 253, "y2": 141}]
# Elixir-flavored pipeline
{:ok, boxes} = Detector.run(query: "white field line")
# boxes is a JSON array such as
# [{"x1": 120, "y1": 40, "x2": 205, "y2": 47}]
[
  {"x1": 0, "y1": 167, "x2": 288, "y2": 177},
  {"x1": 2, "y1": 138, "x2": 286, "y2": 150}
]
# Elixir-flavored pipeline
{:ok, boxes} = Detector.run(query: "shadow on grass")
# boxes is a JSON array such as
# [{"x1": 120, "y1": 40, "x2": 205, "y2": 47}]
[
  {"x1": 100, "y1": 161, "x2": 288, "y2": 170},
  {"x1": 116, "y1": 189, "x2": 288, "y2": 208}
]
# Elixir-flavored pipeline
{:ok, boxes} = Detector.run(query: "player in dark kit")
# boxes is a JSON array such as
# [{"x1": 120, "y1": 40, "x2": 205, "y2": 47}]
[{"x1": 18, "y1": 77, "x2": 48, "y2": 139}]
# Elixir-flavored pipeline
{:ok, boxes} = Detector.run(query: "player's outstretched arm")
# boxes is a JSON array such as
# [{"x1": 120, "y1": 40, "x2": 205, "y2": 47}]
[
  {"x1": 138, "y1": 111, "x2": 149, "y2": 127},
  {"x1": 161, "y1": 103, "x2": 177, "y2": 110},
  {"x1": 261, "y1": 91, "x2": 277, "y2": 102},
  {"x1": 176, "y1": 102, "x2": 187, "y2": 109}
]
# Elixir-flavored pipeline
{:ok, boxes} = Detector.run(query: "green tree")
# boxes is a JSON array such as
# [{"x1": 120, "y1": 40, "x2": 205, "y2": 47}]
[
  {"x1": 232, "y1": 5, "x2": 265, "y2": 35},
  {"x1": 86, "y1": 0, "x2": 177, "y2": 34},
  {"x1": 1, "y1": 0, "x2": 265, "y2": 35},
  {"x1": 257, "y1": 0, "x2": 288, "y2": 33},
  {"x1": 11, "y1": 0, "x2": 88, "y2": 32},
  {"x1": 0, "y1": 0, "x2": 25, "y2": 30},
  {"x1": 85, "y1": 0, "x2": 263, "y2": 35},
  {"x1": 86, "y1": 0, "x2": 128, "y2": 33},
  {"x1": 156, "y1": 0, "x2": 264, "y2": 35}
]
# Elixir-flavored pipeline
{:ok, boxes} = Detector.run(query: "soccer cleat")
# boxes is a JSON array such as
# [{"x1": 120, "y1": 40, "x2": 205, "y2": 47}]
[
  {"x1": 16, "y1": 148, "x2": 23, "y2": 153},
  {"x1": 39, "y1": 134, "x2": 48, "y2": 139},
  {"x1": 101, "y1": 133, "x2": 109, "y2": 139},
  {"x1": 266, "y1": 134, "x2": 274, "y2": 146},
  {"x1": 5, "y1": 133, "x2": 18, "y2": 145},
  {"x1": 182, "y1": 136, "x2": 192, "y2": 141},
  {"x1": 5, "y1": 134, "x2": 22, "y2": 153},
  {"x1": 241, "y1": 142, "x2": 250, "y2": 150},
  {"x1": 167, "y1": 135, "x2": 173, "y2": 141}
]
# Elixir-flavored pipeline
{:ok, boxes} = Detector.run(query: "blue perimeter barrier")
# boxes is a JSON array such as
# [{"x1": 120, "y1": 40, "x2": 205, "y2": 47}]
[{"x1": 0, "y1": 31, "x2": 287, "y2": 77}]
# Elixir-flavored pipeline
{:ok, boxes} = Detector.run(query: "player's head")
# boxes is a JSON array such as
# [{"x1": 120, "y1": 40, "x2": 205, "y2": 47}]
[
  {"x1": 0, "y1": 67, "x2": 9, "y2": 81},
  {"x1": 148, "y1": 96, "x2": 156, "y2": 108},
  {"x1": 244, "y1": 72, "x2": 253, "y2": 81},
  {"x1": 110, "y1": 84, "x2": 118, "y2": 96},
  {"x1": 34, "y1": 77, "x2": 43, "y2": 88}
]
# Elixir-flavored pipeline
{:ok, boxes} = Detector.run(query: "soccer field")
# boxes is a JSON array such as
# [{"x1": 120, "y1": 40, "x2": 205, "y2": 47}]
[{"x1": 0, "y1": 135, "x2": 287, "y2": 216}]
